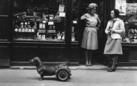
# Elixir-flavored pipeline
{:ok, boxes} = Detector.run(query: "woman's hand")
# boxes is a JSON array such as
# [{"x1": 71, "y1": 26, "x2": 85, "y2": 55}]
[
  {"x1": 110, "y1": 29, "x2": 115, "y2": 33},
  {"x1": 107, "y1": 30, "x2": 111, "y2": 35}
]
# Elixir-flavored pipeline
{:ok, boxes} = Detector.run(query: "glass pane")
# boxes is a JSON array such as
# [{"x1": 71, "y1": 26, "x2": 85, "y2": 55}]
[
  {"x1": 13, "y1": 0, "x2": 66, "y2": 42},
  {"x1": 122, "y1": 0, "x2": 137, "y2": 43},
  {"x1": 71, "y1": 0, "x2": 79, "y2": 42},
  {"x1": 0, "y1": 0, "x2": 10, "y2": 15}
]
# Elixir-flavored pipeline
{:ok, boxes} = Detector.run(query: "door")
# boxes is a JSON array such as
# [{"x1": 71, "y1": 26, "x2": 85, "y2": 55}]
[{"x1": 70, "y1": 0, "x2": 107, "y2": 65}]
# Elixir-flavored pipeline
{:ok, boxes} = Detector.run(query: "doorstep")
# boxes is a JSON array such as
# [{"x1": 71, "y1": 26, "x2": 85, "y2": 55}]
[{"x1": 10, "y1": 65, "x2": 137, "y2": 70}]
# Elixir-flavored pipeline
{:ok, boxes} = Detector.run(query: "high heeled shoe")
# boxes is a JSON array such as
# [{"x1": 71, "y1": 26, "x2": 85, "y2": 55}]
[
  {"x1": 86, "y1": 62, "x2": 88, "y2": 66},
  {"x1": 107, "y1": 67, "x2": 115, "y2": 72},
  {"x1": 108, "y1": 64, "x2": 117, "y2": 72},
  {"x1": 113, "y1": 64, "x2": 118, "y2": 71},
  {"x1": 88, "y1": 61, "x2": 92, "y2": 66}
]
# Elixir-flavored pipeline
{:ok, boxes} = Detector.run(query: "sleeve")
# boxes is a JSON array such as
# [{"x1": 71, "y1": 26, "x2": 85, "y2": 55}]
[
  {"x1": 97, "y1": 14, "x2": 101, "y2": 24},
  {"x1": 120, "y1": 20, "x2": 125, "y2": 33},
  {"x1": 81, "y1": 14, "x2": 87, "y2": 20},
  {"x1": 96, "y1": 14, "x2": 101, "y2": 30},
  {"x1": 105, "y1": 21, "x2": 110, "y2": 34},
  {"x1": 112, "y1": 20, "x2": 125, "y2": 34}
]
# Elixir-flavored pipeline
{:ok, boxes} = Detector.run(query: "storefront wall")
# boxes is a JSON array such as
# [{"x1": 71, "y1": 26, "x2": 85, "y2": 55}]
[
  {"x1": 0, "y1": 0, "x2": 136, "y2": 67},
  {"x1": 0, "y1": 0, "x2": 12, "y2": 67}
]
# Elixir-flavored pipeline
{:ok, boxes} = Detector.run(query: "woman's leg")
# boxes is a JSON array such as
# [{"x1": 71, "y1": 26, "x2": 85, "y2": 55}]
[
  {"x1": 114, "y1": 55, "x2": 118, "y2": 70},
  {"x1": 105, "y1": 55, "x2": 112, "y2": 67},
  {"x1": 109, "y1": 55, "x2": 118, "y2": 71},
  {"x1": 85, "y1": 50, "x2": 92, "y2": 66},
  {"x1": 88, "y1": 50, "x2": 92, "y2": 66},
  {"x1": 85, "y1": 50, "x2": 88, "y2": 65},
  {"x1": 111, "y1": 56, "x2": 116, "y2": 69},
  {"x1": 114, "y1": 55, "x2": 118, "y2": 65},
  {"x1": 107, "y1": 55, "x2": 115, "y2": 72}
]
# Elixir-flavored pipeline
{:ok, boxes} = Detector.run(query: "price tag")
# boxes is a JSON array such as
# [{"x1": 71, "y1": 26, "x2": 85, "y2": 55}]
[
  {"x1": 22, "y1": 29, "x2": 25, "y2": 32},
  {"x1": 15, "y1": 28, "x2": 18, "y2": 32},
  {"x1": 73, "y1": 20, "x2": 77, "y2": 24},
  {"x1": 59, "y1": 12, "x2": 65, "y2": 17},
  {"x1": 39, "y1": 23, "x2": 43, "y2": 28},
  {"x1": 25, "y1": 28, "x2": 28, "y2": 32},
  {"x1": 19, "y1": 28, "x2": 21, "y2": 32},
  {"x1": 32, "y1": 29, "x2": 35, "y2": 32},
  {"x1": 29, "y1": 29, "x2": 31, "y2": 32},
  {"x1": 48, "y1": 30, "x2": 56, "y2": 33},
  {"x1": 43, "y1": 24, "x2": 46, "y2": 28},
  {"x1": 48, "y1": 22, "x2": 54, "y2": 25},
  {"x1": 59, "y1": 4, "x2": 65, "y2": 12},
  {"x1": 42, "y1": 21, "x2": 47, "y2": 23}
]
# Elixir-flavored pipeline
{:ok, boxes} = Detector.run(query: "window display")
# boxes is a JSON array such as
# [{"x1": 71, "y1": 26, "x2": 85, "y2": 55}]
[
  {"x1": 121, "y1": 0, "x2": 137, "y2": 43},
  {"x1": 115, "y1": 0, "x2": 137, "y2": 43},
  {"x1": 13, "y1": 0, "x2": 66, "y2": 41}
]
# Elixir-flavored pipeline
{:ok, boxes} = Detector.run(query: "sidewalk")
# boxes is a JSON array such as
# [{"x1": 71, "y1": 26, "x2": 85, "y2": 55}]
[
  {"x1": 0, "y1": 68, "x2": 137, "y2": 86},
  {"x1": 10, "y1": 64, "x2": 137, "y2": 70},
  {"x1": 1, "y1": 65, "x2": 137, "y2": 86}
]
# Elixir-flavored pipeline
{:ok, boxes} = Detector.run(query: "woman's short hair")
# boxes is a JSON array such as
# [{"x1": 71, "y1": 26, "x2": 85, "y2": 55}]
[
  {"x1": 87, "y1": 3, "x2": 98, "y2": 11},
  {"x1": 113, "y1": 9, "x2": 120, "y2": 17}
]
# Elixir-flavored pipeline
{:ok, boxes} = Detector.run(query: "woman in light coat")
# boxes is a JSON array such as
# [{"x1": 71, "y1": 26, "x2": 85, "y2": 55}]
[{"x1": 104, "y1": 9, "x2": 125, "y2": 72}]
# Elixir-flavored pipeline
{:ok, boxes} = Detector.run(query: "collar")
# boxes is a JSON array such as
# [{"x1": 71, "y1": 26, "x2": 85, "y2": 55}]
[{"x1": 113, "y1": 18, "x2": 119, "y2": 21}]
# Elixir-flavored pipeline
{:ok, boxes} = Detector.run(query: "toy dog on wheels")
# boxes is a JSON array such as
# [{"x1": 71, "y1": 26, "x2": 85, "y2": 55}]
[{"x1": 30, "y1": 57, "x2": 71, "y2": 81}]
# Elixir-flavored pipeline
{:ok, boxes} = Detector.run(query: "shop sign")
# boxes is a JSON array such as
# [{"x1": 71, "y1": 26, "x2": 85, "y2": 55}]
[{"x1": 59, "y1": 4, "x2": 65, "y2": 12}]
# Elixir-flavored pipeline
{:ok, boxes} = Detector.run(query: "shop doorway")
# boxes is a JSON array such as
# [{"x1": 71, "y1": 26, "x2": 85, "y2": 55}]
[{"x1": 78, "y1": 0, "x2": 107, "y2": 65}]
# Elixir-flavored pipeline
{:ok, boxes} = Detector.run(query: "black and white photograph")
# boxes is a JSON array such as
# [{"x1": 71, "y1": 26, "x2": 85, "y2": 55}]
[{"x1": 0, "y1": 0, "x2": 137, "y2": 86}]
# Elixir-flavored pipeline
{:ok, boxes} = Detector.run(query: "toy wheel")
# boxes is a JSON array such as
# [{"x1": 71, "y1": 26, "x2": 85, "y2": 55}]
[{"x1": 56, "y1": 69, "x2": 69, "y2": 81}]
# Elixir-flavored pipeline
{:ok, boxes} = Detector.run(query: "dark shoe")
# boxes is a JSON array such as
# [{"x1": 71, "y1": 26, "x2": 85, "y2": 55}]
[
  {"x1": 86, "y1": 64, "x2": 92, "y2": 66},
  {"x1": 113, "y1": 64, "x2": 118, "y2": 71},
  {"x1": 107, "y1": 67, "x2": 115, "y2": 72},
  {"x1": 88, "y1": 61, "x2": 92, "y2": 66},
  {"x1": 86, "y1": 62, "x2": 88, "y2": 66},
  {"x1": 108, "y1": 62, "x2": 112, "y2": 68}
]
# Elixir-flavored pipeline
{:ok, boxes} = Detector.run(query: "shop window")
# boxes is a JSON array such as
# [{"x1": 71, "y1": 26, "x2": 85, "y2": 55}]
[
  {"x1": 13, "y1": 0, "x2": 66, "y2": 41},
  {"x1": 115, "y1": 0, "x2": 137, "y2": 43}
]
